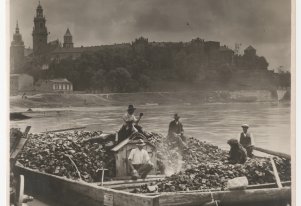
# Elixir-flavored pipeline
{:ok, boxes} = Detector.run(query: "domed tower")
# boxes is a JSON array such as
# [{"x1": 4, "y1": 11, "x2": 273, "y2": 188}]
[
  {"x1": 63, "y1": 28, "x2": 74, "y2": 48},
  {"x1": 32, "y1": 1, "x2": 48, "y2": 55},
  {"x1": 10, "y1": 21, "x2": 25, "y2": 72}
]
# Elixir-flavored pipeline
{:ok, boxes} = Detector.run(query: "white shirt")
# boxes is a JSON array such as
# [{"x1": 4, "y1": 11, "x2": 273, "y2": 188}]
[
  {"x1": 128, "y1": 148, "x2": 150, "y2": 164},
  {"x1": 123, "y1": 113, "x2": 137, "y2": 123},
  {"x1": 122, "y1": 113, "x2": 138, "y2": 131}
]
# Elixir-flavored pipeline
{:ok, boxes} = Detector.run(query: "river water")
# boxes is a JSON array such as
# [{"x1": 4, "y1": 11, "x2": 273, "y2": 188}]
[{"x1": 10, "y1": 102, "x2": 291, "y2": 154}]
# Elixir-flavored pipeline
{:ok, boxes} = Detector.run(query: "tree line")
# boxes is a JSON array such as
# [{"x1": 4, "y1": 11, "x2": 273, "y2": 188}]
[{"x1": 20, "y1": 37, "x2": 288, "y2": 92}]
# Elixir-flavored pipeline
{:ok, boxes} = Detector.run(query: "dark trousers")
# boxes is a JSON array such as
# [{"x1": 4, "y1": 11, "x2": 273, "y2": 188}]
[
  {"x1": 243, "y1": 146, "x2": 253, "y2": 157},
  {"x1": 132, "y1": 163, "x2": 153, "y2": 179},
  {"x1": 168, "y1": 134, "x2": 187, "y2": 150}
]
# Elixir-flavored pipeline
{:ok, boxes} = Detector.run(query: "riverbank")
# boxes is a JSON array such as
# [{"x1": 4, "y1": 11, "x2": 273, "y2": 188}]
[{"x1": 10, "y1": 90, "x2": 289, "y2": 109}]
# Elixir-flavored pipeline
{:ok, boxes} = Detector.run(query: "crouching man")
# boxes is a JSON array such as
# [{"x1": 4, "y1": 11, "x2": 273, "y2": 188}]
[
  {"x1": 128, "y1": 139, "x2": 154, "y2": 180},
  {"x1": 227, "y1": 139, "x2": 247, "y2": 164}
]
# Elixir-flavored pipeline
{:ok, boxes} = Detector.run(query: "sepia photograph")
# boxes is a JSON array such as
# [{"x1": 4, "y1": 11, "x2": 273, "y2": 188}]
[{"x1": 8, "y1": 0, "x2": 293, "y2": 205}]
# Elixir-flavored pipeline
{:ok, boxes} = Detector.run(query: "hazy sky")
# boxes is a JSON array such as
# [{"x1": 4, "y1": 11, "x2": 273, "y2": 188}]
[{"x1": 10, "y1": 0, "x2": 291, "y2": 70}]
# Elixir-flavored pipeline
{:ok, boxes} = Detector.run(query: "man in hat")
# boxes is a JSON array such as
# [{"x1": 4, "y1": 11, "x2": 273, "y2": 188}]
[
  {"x1": 128, "y1": 139, "x2": 154, "y2": 180},
  {"x1": 239, "y1": 124, "x2": 255, "y2": 157},
  {"x1": 167, "y1": 113, "x2": 187, "y2": 149},
  {"x1": 118, "y1": 105, "x2": 143, "y2": 142}
]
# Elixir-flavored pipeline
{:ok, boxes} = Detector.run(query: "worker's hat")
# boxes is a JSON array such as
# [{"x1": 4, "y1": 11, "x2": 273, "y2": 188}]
[
  {"x1": 241, "y1": 124, "x2": 249, "y2": 128},
  {"x1": 136, "y1": 139, "x2": 146, "y2": 146},
  {"x1": 127, "y1": 105, "x2": 136, "y2": 111},
  {"x1": 174, "y1": 113, "x2": 180, "y2": 119}
]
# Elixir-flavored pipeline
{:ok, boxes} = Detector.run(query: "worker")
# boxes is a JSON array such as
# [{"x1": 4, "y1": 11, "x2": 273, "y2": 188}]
[
  {"x1": 128, "y1": 139, "x2": 154, "y2": 180},
  {"x1": 227, "y1": 139, "x2": 247, "y2": 164},
  {"x1": 167, "y1": 113, "x2": 187, "y2": 149},
  {"x1": 239, "y1": 124, "x2": 255, "y2": 157},
  {"x1": 118, "y1": 105, "x2": 143, "y2": 142}
]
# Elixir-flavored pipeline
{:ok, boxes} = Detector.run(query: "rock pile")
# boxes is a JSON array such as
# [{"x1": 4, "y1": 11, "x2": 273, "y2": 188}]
[
  {"x1": 133, "y1": 136, "x2": 291, "y2": 193},
  {"x1": 17, "y1": 131, "x2": 116, "y2": 182},
  {"x1": 16, "y1": 129, "x2": 291, "y2": 192}
]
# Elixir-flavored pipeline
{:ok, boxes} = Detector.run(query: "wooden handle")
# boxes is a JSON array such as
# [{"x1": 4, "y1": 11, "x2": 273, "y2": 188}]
[{"x1": 270, "y1": 157, "x2": 283, "y2": 188}]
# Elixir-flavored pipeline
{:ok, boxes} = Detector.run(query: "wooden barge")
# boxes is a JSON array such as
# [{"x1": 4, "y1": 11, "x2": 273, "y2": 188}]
[
  {"x1": 12, "y1": 127, "x2": 292, "y2": 206},
  {"x1": 15, "y1": 163, "x2": 291, "y2": 206}
]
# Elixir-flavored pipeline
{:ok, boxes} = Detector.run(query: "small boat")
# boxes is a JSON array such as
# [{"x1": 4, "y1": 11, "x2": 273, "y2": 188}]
[{"x1": 10, "y1": 112, "x2": 31, "y2": 121}]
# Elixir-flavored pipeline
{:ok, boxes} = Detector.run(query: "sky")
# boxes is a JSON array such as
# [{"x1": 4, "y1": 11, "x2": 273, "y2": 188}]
[{"x1": 9, "y1": 0, "x2": 291, "y2": 71}]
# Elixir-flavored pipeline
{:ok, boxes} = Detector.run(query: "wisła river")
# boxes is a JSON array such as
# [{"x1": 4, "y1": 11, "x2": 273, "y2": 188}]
[{"x1": 11, "y1": 102, "x2": 291, "y2": 154}]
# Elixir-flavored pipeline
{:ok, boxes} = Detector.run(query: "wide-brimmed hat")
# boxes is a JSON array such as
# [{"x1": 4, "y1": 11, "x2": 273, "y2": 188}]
[
  {"x1": 136, "y1": 139, "x2": 146, "y2": 146},
  {"x1": 127, "y1": 105, "x2": 136, "y2": 111},
  {"x1": 174, "y1": 113, "x2": 180, "y2": 119},
  {"x1": 241, "y1": 124, "x2": 249, "y2": 128}
]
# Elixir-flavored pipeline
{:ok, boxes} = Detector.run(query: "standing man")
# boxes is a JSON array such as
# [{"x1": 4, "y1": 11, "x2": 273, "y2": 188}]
[
  {"x1": 128, "y1": 139, "x2": 154, "y2": 180},
  {"x1": 167, "y1": 113, "x2": 187, "y2": 149},
  {"x1": 118, "y1": 105, "x2": 143, "y2": 142},
  {"x1": 239, "y1": 124, "x2": 255, "y2": 157}
]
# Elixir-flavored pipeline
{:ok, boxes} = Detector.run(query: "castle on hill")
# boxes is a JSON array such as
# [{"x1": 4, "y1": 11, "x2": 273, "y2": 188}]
[{"x1": 11, "y1": 2, "x2": 270, "y2": 76}]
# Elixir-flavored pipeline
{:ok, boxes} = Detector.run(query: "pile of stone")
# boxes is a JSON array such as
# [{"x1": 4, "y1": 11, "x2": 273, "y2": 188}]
[
  {"x1": 17, "y1": 130, "x2": 116, "y2": 182},
  {"x1": 15, "y1": 129, "x2": 291, "y2": 192},
  {"x1": 133, "y1": 136, "x2": 291, "y2": 193}
]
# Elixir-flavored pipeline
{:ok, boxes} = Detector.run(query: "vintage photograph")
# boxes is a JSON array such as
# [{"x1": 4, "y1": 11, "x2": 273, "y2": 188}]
[{"x1": 9, "y1": 0, "x2": 292, "y2": 205}]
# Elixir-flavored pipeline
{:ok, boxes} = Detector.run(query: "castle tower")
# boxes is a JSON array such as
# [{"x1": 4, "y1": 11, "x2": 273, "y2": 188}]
[
  {"x1": 10, "y1": 21, "x2": 25, "y2": 73},
  {"x1": 63, "y1": 28, "x2": 74, "y2": 48},
  {"x1": 32, "y1": 1, "x2": 48, "y2": 55}
]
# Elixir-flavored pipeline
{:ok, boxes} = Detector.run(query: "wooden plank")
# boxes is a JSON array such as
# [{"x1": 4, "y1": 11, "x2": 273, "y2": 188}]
[
  {"x1": 98, "y1": 176, "x2": 166, "y2": 186},
  {"x1": 254, "y1": 146, "x2": 291, "y2": 159},
  {"x1": 23, "y1": 126, "x2": 31, "y2": 138},
  {"x1": 270, "y1": 157, "x2": 283, "y2": 188},
  {"x1": 158, "y1": 188, "x2": 291, "y2": 206},
  {"x1": 112, "y1": 175, "x2": 165, "y2": 181},
  {"x1": 141, "y1": 181, "x2": 291, "y2": 196},
  {"x1": 43, "y1": 126, "x2": 86, "y2": 133},
  {"x1": 10, "y1": 138, "x2": 28, "y2": 160},
  {"x1": 106, "y1": 182, "x2": 157, "y2": 190}
]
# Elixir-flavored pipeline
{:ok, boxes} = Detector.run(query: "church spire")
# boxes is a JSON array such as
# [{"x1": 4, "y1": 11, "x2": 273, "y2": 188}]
[
  {"x1": 63, "y1": 28, "x2": 73, "y2": 48},
  {"x1": 36, "y1": 1, "x2": 44, "y2": 18},
  {"x1": 32, "y1": 1, "x2": 48, "y2": 54},
  {"x1": 11, "y1": 21, "x2": 25, "y2": 72},
  {"x1": 15, "y1": 21, "x2": 19, "y2": 34}
]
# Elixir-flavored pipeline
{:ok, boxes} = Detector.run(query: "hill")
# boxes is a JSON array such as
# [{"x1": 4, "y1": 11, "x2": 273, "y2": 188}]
[{"x1": 20, "y1": 37, "x2": 280, "y2": 93}]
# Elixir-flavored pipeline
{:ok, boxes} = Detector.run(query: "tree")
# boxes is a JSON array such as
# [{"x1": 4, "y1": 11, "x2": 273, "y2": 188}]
[
  {"x1": 218, "y1": 64, "x2": 232, "y2": 84},
  {"x1": 256, "y1": 56, "x2": 269, "y2": 70},
  {"x1": 137, "y1": 74, "x2": 151, "y2": 91},
  {"x1": 105, "y1": 67, "x2": 133, "y2": 92},
  {"x1": 277, "y1": 70, "x2": 291, "y2": 88},
  {"x1": 91, "y1": 69, "x2": 106, "y2": 90}
]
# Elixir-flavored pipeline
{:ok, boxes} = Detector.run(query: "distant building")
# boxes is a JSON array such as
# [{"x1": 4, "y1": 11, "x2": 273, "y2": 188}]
[
  {"x1": 219, "y1": 46, "x2": 234, "y2": 65},
  {"x1": 35, "y1": 78, "x2": 73, "y2": 92},
  {"x1": 244, "y1": 45, "x2": 256, "y2": 56},
  {"x1": 10, "y1": 74, "x2": 34, "y2": 93},
  {"x1": 32, "y1": 2, "x2": 48, "y2": 55},
  {"x1": 63, "y1": 28, "x2": 74, "y2": 48},
  {"x1": 10, "y1": 22, "x2": 25, "y2": 73}
]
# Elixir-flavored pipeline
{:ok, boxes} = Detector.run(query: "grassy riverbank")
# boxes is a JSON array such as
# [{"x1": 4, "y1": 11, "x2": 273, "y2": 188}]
[{"x1": 10, "y1": 90, "x2": 282, "y2": 110}]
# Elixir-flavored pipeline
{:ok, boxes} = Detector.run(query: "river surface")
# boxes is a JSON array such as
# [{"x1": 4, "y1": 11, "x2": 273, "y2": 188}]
[{"x1": 10, "y1": 102, "x2": 291, "y2": 154}]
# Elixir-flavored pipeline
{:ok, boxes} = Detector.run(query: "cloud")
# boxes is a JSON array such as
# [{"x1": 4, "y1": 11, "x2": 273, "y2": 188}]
[{"x1": 9, "y1": 0, "x2": 291, "y2": 70}]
